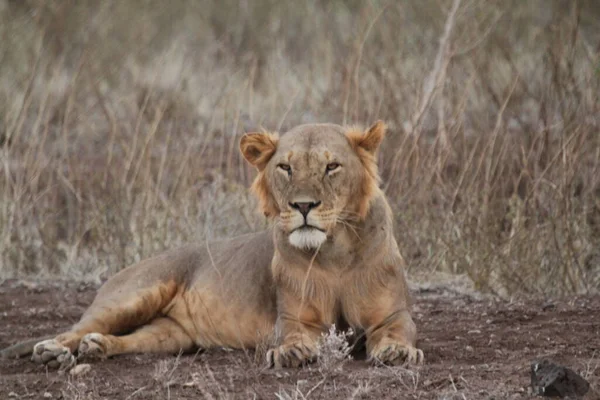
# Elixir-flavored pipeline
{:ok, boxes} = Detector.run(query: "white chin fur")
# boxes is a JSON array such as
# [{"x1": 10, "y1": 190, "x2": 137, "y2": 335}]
[{"x1": 289, "y1": 228, "x2": 327, "y2": 250}]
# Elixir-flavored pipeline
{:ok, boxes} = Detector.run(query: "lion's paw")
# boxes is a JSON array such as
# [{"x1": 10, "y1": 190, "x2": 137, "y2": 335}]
[
  {"x1": 32, "y1": 339, "x2": 76, "y2": 370},
  {"x1": 370, "y1": 342, "x2": 424, "y2": 366},
  {"x1": 266, "y1": 340, "x2": 318, "y2": 369},
  {"x1": 78, "y1": 333, "x2": 108, "y2": 359}
]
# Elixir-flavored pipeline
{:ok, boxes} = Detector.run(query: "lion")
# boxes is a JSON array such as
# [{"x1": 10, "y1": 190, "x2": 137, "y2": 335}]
[{"x1": 1, "y1": 121, "x2": 423, "y2": 369}]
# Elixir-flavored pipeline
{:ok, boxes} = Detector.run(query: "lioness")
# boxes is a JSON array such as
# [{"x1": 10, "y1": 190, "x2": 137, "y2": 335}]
[{"x1": 1, "y1": 121, "x2": 423, "y2": 369}]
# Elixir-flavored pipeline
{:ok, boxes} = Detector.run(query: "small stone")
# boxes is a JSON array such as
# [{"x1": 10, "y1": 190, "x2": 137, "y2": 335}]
[
  {"x1": 8, "y1": 393, "x2": 18, "y2": 398},
  {"x1": 465, "y1": 345, "x2": 474, "y2": 352},
  {"x1": 70, "y1": 363, "x2": 92, "y2": 376},
  {"x1": 531, "y1": 359, "x2": 590, "y2": 398},
  {"x1": 542, "y1": 302, "x2": 556, "y2": 311},
  {"x1": 43, "y1": 393, "x2": 53, "y2": 398}
]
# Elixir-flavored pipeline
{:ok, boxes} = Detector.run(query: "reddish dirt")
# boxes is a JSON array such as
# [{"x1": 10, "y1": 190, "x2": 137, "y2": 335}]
[{"x1": 0, "y1": 280, "x2": 599, "y2": 399}]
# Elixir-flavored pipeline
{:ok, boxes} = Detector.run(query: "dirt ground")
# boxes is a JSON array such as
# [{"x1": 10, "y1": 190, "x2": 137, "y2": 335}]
[{"x1": 0, "y1": 280, "x2": 598, "y2": 400}]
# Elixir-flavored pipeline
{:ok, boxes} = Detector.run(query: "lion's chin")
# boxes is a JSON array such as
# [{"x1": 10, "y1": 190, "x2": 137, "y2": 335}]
[{"x1": 288, "y1": 227, "x2": 327, "y2": 250}]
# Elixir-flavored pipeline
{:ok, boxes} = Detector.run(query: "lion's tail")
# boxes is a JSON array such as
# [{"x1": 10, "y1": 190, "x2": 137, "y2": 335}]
[{"x1": 0, "y1": 335, "x2": 54, "y2": 359}]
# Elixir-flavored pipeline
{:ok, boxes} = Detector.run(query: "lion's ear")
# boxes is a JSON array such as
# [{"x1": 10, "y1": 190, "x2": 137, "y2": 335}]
[
  {"x1": 347, "y1": 121, "x2": 386, "y2": 156},
  {"x1": 346, "y1": 121, "x2": 385, "y2": 219},
  {"x1": 240, "y1": 132, "x2": 279, "y2": 171}
]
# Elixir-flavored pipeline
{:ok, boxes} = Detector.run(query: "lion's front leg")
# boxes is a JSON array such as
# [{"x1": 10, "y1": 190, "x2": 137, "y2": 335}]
[
  {"x1": 366, "y1": 309, "x2": 424, "y2": 366},
  {"x1": 267, "y1": 292, "x2": 327, "y2": 368},
  {"x1": 347, "y1": 283, "x2": 424, "y2": 366},
  {"x1": 267, "y1": 330, "x2": 319, "y2": 368}
]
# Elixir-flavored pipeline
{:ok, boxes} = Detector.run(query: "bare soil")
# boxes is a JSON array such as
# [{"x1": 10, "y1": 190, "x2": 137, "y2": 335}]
[{"x1": 1, "y1": 280, "x2": 598, "y2": 399}]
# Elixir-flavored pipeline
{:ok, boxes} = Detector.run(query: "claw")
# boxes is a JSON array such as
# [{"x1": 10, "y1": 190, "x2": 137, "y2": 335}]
[
  {"x1": 370, "y1": 342, "x2": 424, "y2": 366},
  {"x1": 78, "y1": 333, "x2": 108, "y2": 359},
  {"x1": 31, "y1": 339, "x2": 76, "y2": 370},
  {"x1": 267, "y1": 340, "x2": 318, "y2": 369}
]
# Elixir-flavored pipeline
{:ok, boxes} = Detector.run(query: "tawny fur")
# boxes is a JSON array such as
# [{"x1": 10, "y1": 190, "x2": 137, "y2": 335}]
[{"x1": 1, "y1": 121, "x2": 423, "y2": 369}]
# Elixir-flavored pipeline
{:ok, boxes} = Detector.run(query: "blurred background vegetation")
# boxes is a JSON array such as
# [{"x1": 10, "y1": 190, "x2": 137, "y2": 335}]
[{"x1": 0, "y1": 0, "x2": 599, "y2": 296}]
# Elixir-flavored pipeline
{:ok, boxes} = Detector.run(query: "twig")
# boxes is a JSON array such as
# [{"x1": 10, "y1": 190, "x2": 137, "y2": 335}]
[
  {"x1": 386, "y1": 0, "x2": 461, "y2": 190},
  {"x1": 409, "y1": 0, "x2": 461, "y2": 138}
]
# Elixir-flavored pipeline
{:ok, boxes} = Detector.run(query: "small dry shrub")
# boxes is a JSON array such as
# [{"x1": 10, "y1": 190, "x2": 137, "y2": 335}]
[{"x1": 316, "y1": 324, "x2": 353, "y2": 376}]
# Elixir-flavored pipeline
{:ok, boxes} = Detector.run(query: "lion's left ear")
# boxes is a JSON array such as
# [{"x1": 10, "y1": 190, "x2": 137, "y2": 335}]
[
  {"x1": 347, "y1": 120, "x2": 386, "y2": 156},
  {"x1": 240, "y1": 132, "x2": 279, "y2": 171}
]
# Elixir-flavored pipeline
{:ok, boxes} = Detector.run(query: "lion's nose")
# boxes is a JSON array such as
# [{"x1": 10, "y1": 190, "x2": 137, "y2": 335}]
[{"x1": 289, "y1": 201, "x2": 321, "y2": 218}]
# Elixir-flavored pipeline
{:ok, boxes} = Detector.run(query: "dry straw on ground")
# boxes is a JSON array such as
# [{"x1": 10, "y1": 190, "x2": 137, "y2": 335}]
[{"x1": 0, "y1": 0, "x2": 599, "y2": 296}]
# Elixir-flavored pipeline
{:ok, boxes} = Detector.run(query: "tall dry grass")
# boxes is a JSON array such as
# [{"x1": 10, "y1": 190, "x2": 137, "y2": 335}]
[{"x1": 0, "y1": 0, "x2": 599, "y2": 296}]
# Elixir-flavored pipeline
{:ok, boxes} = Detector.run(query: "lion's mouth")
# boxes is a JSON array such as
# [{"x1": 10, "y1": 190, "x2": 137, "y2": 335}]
[{"x1": 291, "y1": 224, "x2": 325, "y2": 233}]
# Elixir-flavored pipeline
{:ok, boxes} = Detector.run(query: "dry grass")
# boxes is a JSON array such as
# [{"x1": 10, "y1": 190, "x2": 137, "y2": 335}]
[{"x1": 0, "y1": 0, "x2": 599, "y2": 296}]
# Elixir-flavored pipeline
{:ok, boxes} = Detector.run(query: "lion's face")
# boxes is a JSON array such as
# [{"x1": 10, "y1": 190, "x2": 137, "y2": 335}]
[{"x1": 240, "y1": 122, "x2": 385, "y2": 250}]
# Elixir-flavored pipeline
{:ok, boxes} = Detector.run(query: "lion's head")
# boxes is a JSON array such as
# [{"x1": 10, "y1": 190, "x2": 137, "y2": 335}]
[{"x1": 240, "y1": 121, "x2": 385, "y2": 250}]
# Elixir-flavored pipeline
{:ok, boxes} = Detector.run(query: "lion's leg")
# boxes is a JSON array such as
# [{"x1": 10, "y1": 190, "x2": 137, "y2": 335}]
[
  {"x1": 32, "y1": 282, "x2": 179, "y2": 368},
  {"x1": 343, "y1": 267, "x2": 423, "y2": 366},
  {"x1": 78, "y1": 317, "x2": 194, "y2": 359},
  {"x1": 267, "y1": 291, "x2": 331, "y2": 368},
  {"x1": 365, "y1": 308, "x2": 423, "y2": 366},
  {"x1": 351, "y1": 288, "x2": 423, "y2": 366}
]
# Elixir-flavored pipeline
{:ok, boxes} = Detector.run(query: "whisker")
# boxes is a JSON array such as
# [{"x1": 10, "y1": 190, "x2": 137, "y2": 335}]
[
  {"x1": 336, "y1": 217, "x2": 362, "y2": 242},
  {"x1": 338, "y1": 210, "x2": 362, "y2": 219}
]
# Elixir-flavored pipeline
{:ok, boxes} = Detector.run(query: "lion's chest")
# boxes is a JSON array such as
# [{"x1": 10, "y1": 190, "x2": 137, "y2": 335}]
[{"x1": 285, "y1": 256, "x2": 396, "y2": 314}]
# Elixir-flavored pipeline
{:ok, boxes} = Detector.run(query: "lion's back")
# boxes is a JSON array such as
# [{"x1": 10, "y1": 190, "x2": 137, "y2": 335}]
[{"x1": 93, "y1": 230, "x2": 275, "y2": 304}]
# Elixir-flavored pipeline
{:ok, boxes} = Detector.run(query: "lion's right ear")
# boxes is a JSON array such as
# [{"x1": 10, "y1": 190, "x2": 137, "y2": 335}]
[{"x1": 240, "y1": 132, "x2": 279, "y2": 171}]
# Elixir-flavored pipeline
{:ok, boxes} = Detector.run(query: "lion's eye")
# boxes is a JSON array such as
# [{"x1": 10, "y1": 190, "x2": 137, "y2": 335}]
[
  {"x1": 326, "y1": 163, "x2": 340, "y2": 173},
  {"x1": 278, "y1": 164, "x2": 292, "y2": 175}
]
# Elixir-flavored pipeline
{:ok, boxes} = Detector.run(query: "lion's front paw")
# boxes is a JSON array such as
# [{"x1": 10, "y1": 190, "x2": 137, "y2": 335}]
[
  {"x1": 78, "y1": 333, "x2": 108, "y2": 359},
  {"x1": 370, "y1": 342, "x2": 424, "y2": 366},
  {"x1": 32, "y1": 339, "x2": 76, "y2": 370},
  {"x1": 266, "y1": 340, "x2": 318, "y2": 369}
]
